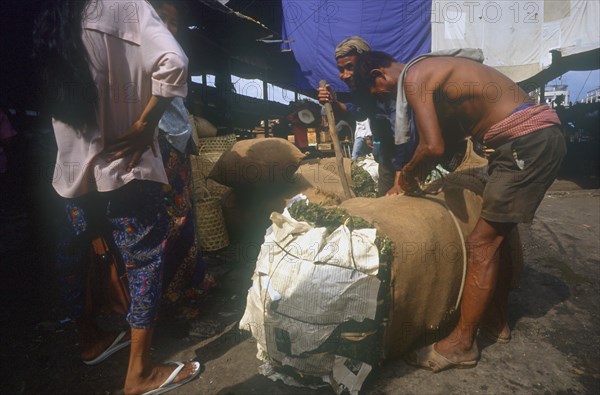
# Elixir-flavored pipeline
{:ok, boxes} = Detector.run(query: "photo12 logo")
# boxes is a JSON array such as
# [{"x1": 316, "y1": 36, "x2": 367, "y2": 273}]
[
  {"x1": 83, "y1": 1, "x2": 140, "y2": 24},
  {"x1": 431, "y1": 1, "x2": 541, "y2": 24}
]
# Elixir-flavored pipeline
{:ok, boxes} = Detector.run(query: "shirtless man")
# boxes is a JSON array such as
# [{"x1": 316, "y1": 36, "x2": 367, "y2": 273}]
[{"x1": 354, "y1": 51, "x2": 566, "y2": 371}]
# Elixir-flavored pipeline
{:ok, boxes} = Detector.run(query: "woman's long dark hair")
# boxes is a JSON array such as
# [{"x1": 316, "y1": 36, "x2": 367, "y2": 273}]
[{"x1": 33, "y1": 0, "x2": 97, "y2": 131}]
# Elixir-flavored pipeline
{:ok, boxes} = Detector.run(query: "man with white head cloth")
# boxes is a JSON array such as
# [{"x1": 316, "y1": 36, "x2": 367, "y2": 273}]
[{"x1": 318, "y1": 36, "x2": 414, "y2": 195}]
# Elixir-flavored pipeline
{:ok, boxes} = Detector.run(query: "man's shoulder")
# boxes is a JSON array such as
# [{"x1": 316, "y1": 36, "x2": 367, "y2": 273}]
[
  {"x1": 403, "y1": 58, "x2": 459, "y2": 86},
  {"x1": 408, "y1": 56, "x2": 452, "y2": 71}
]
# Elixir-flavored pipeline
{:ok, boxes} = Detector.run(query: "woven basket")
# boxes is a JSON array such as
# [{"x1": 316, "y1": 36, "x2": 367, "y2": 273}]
[
  {"x1": 190, "y1": 151, "x2": 230, "y2": 199},
  {"x1": 197, "y1": 134, "x2": 237, "y2": 153},
  {"x1": 194, "y1": 185, "x2": 229, "y2": 252},
  {"x1": 191, "y1": 152, "x2": 221, "y2": 181},
  {"x1": 205, "y1": 179, "x2": 230, "y2": 197}
]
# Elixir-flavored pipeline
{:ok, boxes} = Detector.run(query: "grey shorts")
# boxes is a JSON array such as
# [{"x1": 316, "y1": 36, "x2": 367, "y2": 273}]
[{"x1": 481, "y1": 126, "x2": 566, "y2": 223}]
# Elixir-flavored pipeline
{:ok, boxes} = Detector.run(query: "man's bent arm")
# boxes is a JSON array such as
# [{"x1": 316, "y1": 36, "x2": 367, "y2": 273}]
[{"x1": 401, "y1": 73, "x2": 446, "y2": 184}]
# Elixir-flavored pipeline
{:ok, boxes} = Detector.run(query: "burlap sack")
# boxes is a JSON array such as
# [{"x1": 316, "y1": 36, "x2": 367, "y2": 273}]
[
  {"x1": 221, "y1": 182, "x2": 333, "y2": 244},
  {"x1": 209, "y1": 138, "x2": 305, "y2": 189},
  {"x1": 294, "y1": 157, "x2": 352, "y2": 200},
  {"x1": 340, "y1": 187, "x2": 481, "y2": 358},
  {"x1": 190, "y1": 114, "x2": 217, "y2": 138},
  {"x1": 440, "y1": 139, "x2": 489, "y2": 195},
  {"x1": 221, "y1": 156, "x2": 354, "y2": 241}
]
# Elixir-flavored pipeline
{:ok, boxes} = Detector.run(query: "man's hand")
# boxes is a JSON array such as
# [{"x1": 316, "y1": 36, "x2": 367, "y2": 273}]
[
  {"x1": 385, "y1": 184, "x2": 404, "y2": 196},
  {"x1": 317, "y1": 84, "x2": 336, "y2": 105},
  {"x1": 386, "y1": 169, "x2": 420, "y2": 196},
  {"x1": 103, "y1": 120, "x2": 157, "y2": 172}
]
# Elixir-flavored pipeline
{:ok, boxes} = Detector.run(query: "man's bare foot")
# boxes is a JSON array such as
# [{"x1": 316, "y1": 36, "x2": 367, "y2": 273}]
[
  {"x1": 480, "y1": 301, "x2": 511, "y2": 343},
  {"x1": 479, "y1": 320, "x2": 511, "y2": 343},
  {"x1": 406, "y1": 340, "x2": 480, "y2": 373},
  {"x1": 434, "y1": 336, "x2": 480, "y2": 365},
  {"x1": 124, "y1": 361, "x2": 200, "y2": 395},
  {"x1": 480, "y1": 307, "x2": 511, "y2": 343}
]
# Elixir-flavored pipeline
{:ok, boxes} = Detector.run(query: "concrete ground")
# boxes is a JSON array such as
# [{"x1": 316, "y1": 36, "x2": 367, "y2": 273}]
[{"x1": 167, "y1": 186, "x2": 600, "y2": 395}]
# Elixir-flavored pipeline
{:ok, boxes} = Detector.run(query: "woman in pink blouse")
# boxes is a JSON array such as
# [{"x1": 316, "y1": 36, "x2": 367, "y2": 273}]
[{"x1": 34, "y1": 1, "x2": 200, "y2": 393}]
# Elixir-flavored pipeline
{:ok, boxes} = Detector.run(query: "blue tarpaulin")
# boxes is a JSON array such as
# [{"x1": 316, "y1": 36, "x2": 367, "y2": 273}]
[{"x1": 281, "y1": 0, "x2": 432, "y2": 92}]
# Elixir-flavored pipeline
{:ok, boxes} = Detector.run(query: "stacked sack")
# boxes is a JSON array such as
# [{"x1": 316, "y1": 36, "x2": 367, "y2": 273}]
[{"x1": 210, "y1": 138, "x2": 307, "y2": 244}]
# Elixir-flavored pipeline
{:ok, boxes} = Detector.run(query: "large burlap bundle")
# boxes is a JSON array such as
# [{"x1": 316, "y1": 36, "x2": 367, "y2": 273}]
[
  {"x1": 340, "y1": 188, "x2": 480, "y2": 358},
  {"x1": 209, "y1": 138, "x2": 305, "y2": 189},
  {"x1": 240, "y1": 183, "x2": 524, "y2": 392}
]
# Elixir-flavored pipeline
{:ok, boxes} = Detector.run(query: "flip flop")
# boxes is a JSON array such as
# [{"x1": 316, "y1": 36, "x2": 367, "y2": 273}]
[
  {"x1": 82, "y1": 330, "x2": 131, "y2": 365},
  {"x1": 141, "y1": 361, "x2": 201, "y2": 395},
  {"x1": 479, "y1": 326, "x2": 511, "y2": 344},
  {"x1": 405, "y1": 343, "x2": 478, "y2": 373}
]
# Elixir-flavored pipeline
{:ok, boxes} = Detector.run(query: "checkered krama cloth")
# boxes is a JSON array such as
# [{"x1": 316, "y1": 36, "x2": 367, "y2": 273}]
[{"x1": 483, "y1": 105, "x2": 562, "y2": 147}]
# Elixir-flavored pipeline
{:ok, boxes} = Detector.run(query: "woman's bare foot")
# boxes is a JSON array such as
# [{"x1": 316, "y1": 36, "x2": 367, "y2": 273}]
[
  {"x1": 123, "y1": 361, "x2": 200, "y2": 395},
  {"x1": 78, "y1": 320, "x2": 130, "y2": 362},
  {"x1": 80, "y1": 330, "x2": 121, "y2": 361}
]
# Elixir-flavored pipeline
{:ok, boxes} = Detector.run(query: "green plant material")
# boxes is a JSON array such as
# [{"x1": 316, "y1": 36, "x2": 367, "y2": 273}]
[
  {"x1": 288, "y1": 200, "x2": 393, "y2": 268},
  {"x1": 375, "y1": 236, "x2": 393, "y2": 270},
  {"x1": 351, "y1": 162, "x2": 377, "y2": 198},
  {"x1": 289, "y1": 201, "x2": 370, "y2": 233}
]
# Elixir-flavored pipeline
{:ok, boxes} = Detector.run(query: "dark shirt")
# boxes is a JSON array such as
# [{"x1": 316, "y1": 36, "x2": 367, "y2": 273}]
[{"x1": 344, "y1": 99, "x2": 417, "y2": 171}]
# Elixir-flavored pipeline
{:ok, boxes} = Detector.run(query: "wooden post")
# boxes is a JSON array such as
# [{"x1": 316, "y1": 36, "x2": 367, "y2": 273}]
[{"x1": 319, "y1": 80, "x2": 353, "y2": 200}]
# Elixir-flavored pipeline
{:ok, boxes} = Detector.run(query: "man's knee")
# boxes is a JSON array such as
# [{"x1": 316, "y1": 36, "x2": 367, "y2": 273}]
[
  {"x1": 466, "y1": 231, "x2": 497, "y2": 248},
  {"x1": 466, "y1": 229, "x2": 503, "y2": 266},
  {"x1": 468, "y1": 218, "x2": 514, "y2": 246}
]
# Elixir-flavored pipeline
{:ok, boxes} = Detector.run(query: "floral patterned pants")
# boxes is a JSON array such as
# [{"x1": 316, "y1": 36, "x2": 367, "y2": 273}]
[
  {"x1": 56, "y1": 181, "x2": 167, "y2": 328},
  {"x1": 158, "y1": 132, "x2": 205, "y2": 298}
]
